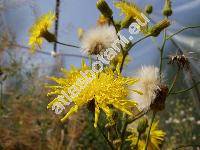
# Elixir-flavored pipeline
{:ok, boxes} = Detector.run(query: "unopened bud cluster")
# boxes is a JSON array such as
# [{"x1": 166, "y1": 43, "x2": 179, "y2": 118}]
[{"x1": 149, "y1": 19, "x2": 170, "y2": 36}]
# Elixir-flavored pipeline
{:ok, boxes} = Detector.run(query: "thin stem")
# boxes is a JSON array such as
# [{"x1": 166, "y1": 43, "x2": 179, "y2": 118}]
[
  {"x1": 119, "y1": 111, "x2": 146, "y2": 149},
  {"x1": 120, "y1": 119, "x2": 128, "y2": 150},
  {"x1": 56, "y1": 41, "x2": 80, "y2": 48},
  {"x1": 135, "y1": 133, "x2": 141, "y2": 149},
  {"x1": 144, "y1": 111, "x2": 156, "y2": 150},
  {"x1": 120, "y1": 34, "x2": 150, "y2": 72},
  {"x1": 128, "y1": 34, "x2": 151, "y2": 53},
  {"x1": 53, "y1": 0, "x2": 60, "y2": 52},
  {"x1": 97, "y1": 124, "x2": 115, "y2": 150},
  {"x1": 12, "y1": 43, "x2": 93, "y2": 60},
  {"x1": 174, "y1": 144, "x2": 200, "y2": 149},
  {"x1": 168, "y1": 68, "x2": 180, "y2": 95},
  {"x1": 159, "y1": 29, "x2": 167, "y2": 78},
  {"x1": 166, "y1": 25, "x2": 200, "y2": 40},
  {"x1": 127, "y1": 111, "x2": 147, "y2": 124},
  {"x1": 170, "y1": 81, "x2": 200, "y2": 95},
  {"x1": 0, "y1": 81, "x2": 3, "y2": 108}
]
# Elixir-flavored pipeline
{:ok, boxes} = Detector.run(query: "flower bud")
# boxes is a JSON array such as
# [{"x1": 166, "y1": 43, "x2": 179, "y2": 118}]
[
  {"x1": 162, "y1": 0, "x2": 172, "y2": 17},
  {"x1": 96, "y1": 0, "x2": 113, "y2": 18},
  {"x1": 149, "y1": 19, "x2": 170, "y2": 37},
  {"x1": 145, "y1": 5, "x2": 153, "y2": 14},
  {"x1": 41, "y1": 30, "x2": 56, "y2": 42},
  {"x1": 137, "y1": 118, "x2": 148, "y2": 134}
]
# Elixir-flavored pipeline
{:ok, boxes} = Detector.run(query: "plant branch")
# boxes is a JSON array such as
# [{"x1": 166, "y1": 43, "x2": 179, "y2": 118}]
[
  {"x1": 97, "y1": 124, "x2": 115, "y2": 150},
  {"x1": 55, "y1": 41, "x2": 80, "y2": 48},
  {"x1": 170, "y1": 81, "x2": 200, "y2": 95},
  {"x1": 166, "y1": 25, "x2": 200, "y2": 40},
  {"x1": 174, "y1": 144, "x2": 200, "y2": 149},
  {"x1": 128, "y1": 34, "x2": 151, "y2": 53},
  {"x1": 144, "y1": 111, "x2": 156, "y2": 150},
  {"x1": 0, "y1": 81, "x2": 3, "y2": 108},
  {"x1": 12, "y1": 43, "x2": 94, "y2": 60},
  {"x1": 159, "y1": 29, "x2": 167, "y2": 78},
  {"x1": 168, "y1": 68, "x2": 180, "y2": 95}
]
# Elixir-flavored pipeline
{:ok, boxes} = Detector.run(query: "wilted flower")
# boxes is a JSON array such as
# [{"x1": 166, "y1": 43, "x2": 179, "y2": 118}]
[
  {"x1": 47, "y1": 61, "x2": 138, "y2": 127},
  {"x1": 168, "y1": 53, "x2": 190, "y2": 69},
  {"x1": 130, "y1": 66, "x2": 162, "y2": 111},
  {"x1": 81, "y1": 25, "x2": 118, "y2": 55},
  {"x1": 28, "y1": 12, "x2": 56, "y2": 51}
]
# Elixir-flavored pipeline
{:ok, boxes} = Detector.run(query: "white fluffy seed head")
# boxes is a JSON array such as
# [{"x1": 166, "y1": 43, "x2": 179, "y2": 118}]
[
  {"x1": 80, "y1": 25, "x2": 118, "y2": 55},
  {"x1": 130, "y1": 66, "x2": 162, "y2": 111}
]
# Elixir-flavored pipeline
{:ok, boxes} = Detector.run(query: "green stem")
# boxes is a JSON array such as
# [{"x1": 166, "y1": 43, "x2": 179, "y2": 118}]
[
  {"x1": 56, "y1": 41, "x2": 80, "y2": 48},
  {"x1": 127, "y1": 111, "x2": 147, "y2": 124},
  {"x1": 174, "y1": 144, "x2": 200, "y2": 149},
  {"x1": 166, "y1": 25, "x2": 200, "y2": 40},
  {"x1": 0, "y1": 81, "x2": 3, "y2": 108},
  {"x1": 97, "y1": 124, "x2": 115, "y2": 150},
  {"x1": 144, "y1": 111, "x2": 156, "y2": 150},
  {"x1": 170, "y1": 81, "x2": 200, "y2": 95},
  {"x1": 168, "y1": 68, "x2": 180, "y2": 95},
  {"x1": 159, "y1": 29, "x2": 167, "y2": 78},
  {"x1": 135, "y1": 133, "x2": 141, "y2": 149},
  {"x1": 127, "y1": 34, "x2": 151, "y2": 53}
]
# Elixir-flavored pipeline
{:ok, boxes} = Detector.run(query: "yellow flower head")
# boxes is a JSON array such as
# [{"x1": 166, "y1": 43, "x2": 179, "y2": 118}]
[
  {"x1": 127, "y1": 120, "x2": 166, "y2": 150},
  {"x1": 28, "y1": 12, "x2": 56, "y2": 51},
  {"x1": 115, "y1": 1, "x2": 145, "y2": 23},
  {"x1": 47, "y1": 61, "x2": 138, "y2": 127}
]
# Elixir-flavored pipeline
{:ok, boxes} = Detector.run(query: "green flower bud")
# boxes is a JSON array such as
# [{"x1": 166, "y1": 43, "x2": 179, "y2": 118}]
[
  {"x1": 162, "y1": 0, "x2": 173, "y2": 16},
  {"x1": 96, "y1": 0, "x2": 113, "y2": 18},
  {"x1": 145, "y1": 5, "x2": 153, "y2": 14},
  {"x1": 149, "y1": 19, "x2": 170, "y2": 37},
  {"x1": 137, "y1": 118, "x2": 148, "y2": 134}
]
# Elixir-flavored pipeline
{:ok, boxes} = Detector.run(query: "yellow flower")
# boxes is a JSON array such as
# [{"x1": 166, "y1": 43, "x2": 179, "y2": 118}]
[
  {"x1": 148, "y1": 121, "x2": 166, "y2": 150},
  {"x1": 28, "y1": 12, "x2": 56, "y2": 51},
  {"x1": 127, "y1": 120, "x2": 166, "y2": 150},
  {"x1": 47, "y1": 61, "x2": 138, "y2": 127},
  {"x1": 115, "y1": 1, "x2": 148, "y2": 34},
  {"x1": 115, "y1": 1, "x2": 145, "y2": 24}
]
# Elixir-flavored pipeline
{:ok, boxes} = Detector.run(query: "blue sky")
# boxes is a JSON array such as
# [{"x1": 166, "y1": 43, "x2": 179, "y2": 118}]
[{"x1": 2, "y1": 0, "x2": 200, "y2": 75}]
